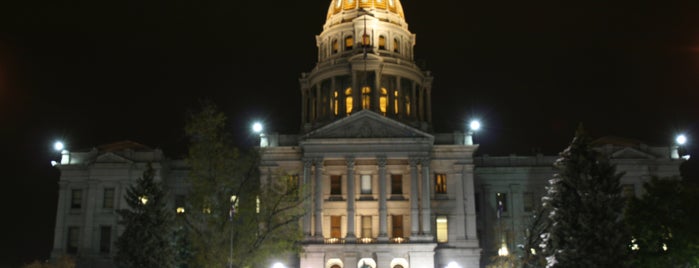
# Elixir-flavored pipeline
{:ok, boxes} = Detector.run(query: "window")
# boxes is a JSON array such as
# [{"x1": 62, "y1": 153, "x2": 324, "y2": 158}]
[
  {"x1": 333, "y1": 91, "x2": 339, "y2": 116},
  {"x1": 435, "y1": 174, "x2": 447, "y2": 194},
  {"x1": 71, "y1": 189, "x2": 82, "y2": 209},
  {"x1": 391, "y1": 175, "x2": 402, "y2": 195},
  {"x1": 436, "y1": 216, "x2": 448, "y2": 243},
  {"x1": 331, "y1": 216, "x2": 342, "y2": 238},
  {"x1": 361, "y1": 175, "x2": 372, "y2": 195},
  {"x1": 345, "y1": 87, "x2": 353, "y2": 115},
  {"x1": 345, "y1": 36, "x2": 354, "y2": 50},
  {"x1": 379, "y1": 88, "x2": 388, "y2": 114},
  {"x1": 496, "y1": 192, "x2": 508, "y2": 216},
  {"x1": 331, "y1": 175, "x2": 342, "y2": 196},
  {"x1": 361, "y1": 86, "x2": 371, "y2": 109},
  {"x1": 103, "y1": 188, "x2": 115, "y2": 209},
  {"x1": 393, "y1": 38, "x2": 400, "y2": 53},
  {"x1": 332, "y1": 39, "x2": 339, "y2": 54},
  {"x1": 100, "y1": 226, "x2": 111, "y2": 253},
  {"x1": 379, "y1": 36, "x2": 386, "y2": 50},
  {"x1": 67, "y1": 226, "x2": 79, "y2": 254},
  {"x1": 287, "y1": 174, "x2": 300, "y2": 196},
  {"x1": 393, "y1": 90, "x2": 399, "y2": 115},
  {"x1": 523, "y1": 192, "x2": 534, "y2": 212},
  {"x1": 622, "y1": 184, "x2": 635, "y2": 199},
  {"x1": 331, "y1": 265, "x2": 341, "y2": 268},
  {"x1": 361, "y1": 216, "x2": 372, "y2": 238},
  {"x1": 392, "y1": 215, "x2": 403, "y2": 238}
]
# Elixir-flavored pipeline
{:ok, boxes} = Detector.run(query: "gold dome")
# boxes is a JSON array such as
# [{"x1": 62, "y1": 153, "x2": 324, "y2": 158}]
[{"x1": 326, "y1": 0, "x2": 405, "y2": 21}]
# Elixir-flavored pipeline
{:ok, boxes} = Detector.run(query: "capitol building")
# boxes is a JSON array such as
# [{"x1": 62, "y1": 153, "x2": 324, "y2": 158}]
[{"x1": 49, "y1": 0, "x2": 685, "y2": 267}]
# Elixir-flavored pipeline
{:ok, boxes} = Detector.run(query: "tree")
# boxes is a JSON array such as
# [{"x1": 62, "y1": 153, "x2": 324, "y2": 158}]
[
  {"x1": 540, "y1": 125, "x2": 629, "y2": 267},
  {"x1": 182, "y1": 101, "x2": 304, "y2": 268},
  {"x1": 23, "y1": 255, "x2": 75, "y2": 268},
  {"x1": 114, "y1": 164, "x2": 176, "y2": 268},
  {"x1": 519, "y1": 204, "x2": 550, "y2": 268},
  {"x1": 625, "y1": 176, "x2": 699, "y2": 267}
]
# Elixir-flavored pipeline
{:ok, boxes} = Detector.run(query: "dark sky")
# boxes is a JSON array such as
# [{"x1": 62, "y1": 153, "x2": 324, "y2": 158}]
[{"x1": 2, "y1": 0, "x2": 699, "y2": 266}]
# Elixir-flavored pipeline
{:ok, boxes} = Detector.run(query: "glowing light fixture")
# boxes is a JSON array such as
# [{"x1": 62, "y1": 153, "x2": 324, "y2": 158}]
[
  {"x1": 54, "y1": 141, "x2": 64, "y2": 151},
  {"x1": 676, "y1": 134, "x2": 687, "y2": 145},
  {"x1": 469, "y1": 120, "x2": 481, "y2": 131},
  {"x1": 139, "y1": 195, "x2": 148, "y2": 205},
  {"x1": 445, "y1": 261, "x2": 462, "y2": 268},
  {"x1": 252, "y1": 122, "x2": 263, "y2": 133},
  {"x1": 271, "y1": 262, "x2": 286, "y2": 268}
]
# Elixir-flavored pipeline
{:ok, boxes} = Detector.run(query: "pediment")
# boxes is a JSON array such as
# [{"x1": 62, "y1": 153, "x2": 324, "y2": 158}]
[
  {"x1": 304, "y1": 110, "x2": 433, "y2": 140},
  {"x1": 95, "y1": 152, "x2": 133, "y2": 163},
  {"x1": 610, "y1": 147, "x2": 655, "y2": 160}
]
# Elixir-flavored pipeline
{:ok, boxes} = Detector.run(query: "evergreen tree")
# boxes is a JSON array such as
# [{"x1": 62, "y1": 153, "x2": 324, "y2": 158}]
[
  {"x1": 182, "y1": 101, "x2": 304, "y2": 268},
  {"x1": 114, "y1": 164, "x2": 176, "y2": 268},
  {"x1": 519, "y1": 204, "x2": 549, "y2": 268},
  {"x1": 540, "y1": 125, "x2": 629, "y2": 267},
  {"x1": 625, "y1": 176, "x2": 699, "y2": 267}
]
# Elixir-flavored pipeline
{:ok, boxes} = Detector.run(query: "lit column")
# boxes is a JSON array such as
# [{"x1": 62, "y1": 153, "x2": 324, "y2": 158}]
[
  {"x1": 463, "y1": 164, "x2": 478, "y2": 241},
  {"x1": 51, "y1": 181, "x2": 69, "y2": 256},
  {"x1": 303, "y1": 159, "x2": 313, "y2": 239},
  {"x1": 409, "y1": 158, "x2": 419, "y2": 236},
  {"x1": 420, "y1": 158, "x2": 432, "y2": 236},
  {"x1": 377, "y1": 156, "x2": 388, "y2": 241},
  {"x1": 346, "y1": 157, "x2": 357, "y2": 242},
  {"x1": 314, "y1": 158, "x2": 324, "y2": 240}
]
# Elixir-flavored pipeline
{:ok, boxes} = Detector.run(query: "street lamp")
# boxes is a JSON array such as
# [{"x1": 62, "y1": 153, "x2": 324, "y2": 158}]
[
  {"x1": 52, "y1": 140, "x2": 70, "y2": 166},
  {"x1": 671, "y1": 134, "x2": 690, "y2": 160},
  {"x1": 252, "y1": 121, "x2": 268, "y2": 147},
  {"x1": 465, "y1": 119, "x2": 481, "y2": 145}
]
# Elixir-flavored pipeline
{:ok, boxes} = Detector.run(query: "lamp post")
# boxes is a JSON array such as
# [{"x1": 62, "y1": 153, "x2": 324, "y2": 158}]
[
  {"x1": 465, "y1": 119, "x2": 481, "y2": 145},
  {"x1": 252, "y1": 122, "x2": 268, "y2": 147},
  {"x1": 52, "y1": 140, "x2": 70, "y2": 166},
  {"x1": 671, "y1": 134, "x2": 688, "y2": 160}
]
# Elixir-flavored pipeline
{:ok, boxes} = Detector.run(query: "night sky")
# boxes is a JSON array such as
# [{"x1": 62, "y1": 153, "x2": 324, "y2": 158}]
[{"x1": 2, "y1": 0, "x2": 699, "y2": 266}]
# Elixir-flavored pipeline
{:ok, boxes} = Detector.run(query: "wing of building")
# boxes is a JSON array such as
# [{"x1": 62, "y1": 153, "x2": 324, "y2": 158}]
[{"x1": 49, "y1": 1, "x2": 685, "y2": 267}]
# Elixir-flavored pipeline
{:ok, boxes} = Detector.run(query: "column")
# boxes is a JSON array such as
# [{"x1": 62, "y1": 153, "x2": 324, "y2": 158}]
[
  {"x1": 453, "y1": 169, "x2": 467, "y2": 244},
  {"x1": 464, "y1": 164, "x2": 478, "y2": 241},
  {"x1": 83, "y1": 181, "x2": 100, "y2": 252},
  {"x1": 51, "y1": 181, "x2": 69, "y2": 257},
  {"x1": 409, "y1": 158, "x2": 419, "y2": 236},
  {"x1": 303, "y1": 159, "x2": 313, "y2": 238},
  {"x1": 482, "y1": 184, "x2": 493, "y2": 252},
  {"x1": 420, "y1": 158, "x2": 432, "y2": 236},
  {"x1": 377, "y1": 156, "x2": 388, "y2": 241},
  {"x1": 314, "y1": 158, "x2": 324, "y2": 240},
  {"x1": 510, "y1": 184, "x2": 522, "y2": 247},
  {"x1": 346, "y1": 157, "x2": 356, "y2": 242}
]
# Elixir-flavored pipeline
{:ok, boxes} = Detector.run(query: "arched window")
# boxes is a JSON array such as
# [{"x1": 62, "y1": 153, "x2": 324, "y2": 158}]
[
  {"x1": 404, "y1": 93, "x2": 411, "y2": 116},
  {"x1": 378, "y1": 36, "x2": 386, "y2": 50},
  {"x1": 332, "y1": 39, "x2": 339, "y2": 54},
  {"x1": 331, "y1": 265, "x2": 341, "y2": 268},
  {"x1": 380, "y1": 88, "x2": 388, "y2": 115},
  {"x1": 393, "y1": 265, "x2": 404, "y2": 268},
  {"x1": 345, "y1": 87, "x2": 353, "y2": 115},
  {"x1": 345, "y1": 36, "x2": 354, "y2": 50},
  {"x1": 393, "y1": 38, "x2": 400, "y2": 53},
  {"x1": 393, "y1": 90, "x2": 399, "y2": 115},
  {"x1": 361, "y1": 86, "x2": 371, "y2": 109}
]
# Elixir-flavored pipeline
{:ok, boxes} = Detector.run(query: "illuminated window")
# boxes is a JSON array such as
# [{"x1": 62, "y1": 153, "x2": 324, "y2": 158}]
[
  {"x1": 496, "y1": 192, "x2": 508, "y2": 212},
  {"x1": 361, "y1": 86, "x2": 371, "y2": 109},
  {"x1": 99, "y1": 226, "x2": 111, "y2": 253},
  {"x1": 331, "y1": 175, "x2": 342, "y2": 196},
  {"x1": 379, "y1": 36, "x2": 386, "y2": 50},
  {"x1": 391, "y1": 175, "x2": 402, "y2": 195},
  {"x1": 404, "y1": 94, "x2": 411, "y2": 116},
  {"x1": 436, "y1": 216, "x2": 448, "y2": 243},
  {"x1": 393, "y1": 38, "x2": 399, "y2": 53},
  {"x1": 379, "y1": 88, "x2": 388, "y2": 114},
  {"x1": 392, "y1": 215, "x2": 403, "y2": 238},
  {"x1": 71, "y1": 189, "x2": 82, "y2": 209},
  {"x1": 345, "y1": 36, "x2": 354, "y2": 50},
  {"x1": 435, "y1": 173, "x2": 447, "y2": 194},
  {"x1": 393, "y1": 91, "x2": 399, "y2": 114},
  {"x1": 523, "y1": 192, "x2": 535, "y2": 212},
  {"x1": 362, "y1": 33, "x2": 370, "y2": 47},
  {"x1": 332, "y1": 39, "x2": 339, "y2": 54},
  {"x1": 331, "y1": 215, "x2": 342, "y2": 238},
  {"x1": 67, "y1": 226, "x2": 79, "y2": 254},
  {"x1": 361, "y1": 174, "x2": 372, "y2": 195},
  {"x1": 333, "y1": 91, "x2": 339, "y2": 116},
  {"x1": 345, "y1": 87, "x2": 353, "y2": 114},
  {"x1": 103, "y1": 188, "x2": 115, "y2": 209},
  {"x1": 361, "y1": 216, "x2": 372, "y2": 238},
  {"x1": 287, "y1": 174, "x2": 300, "y2": 196}
]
